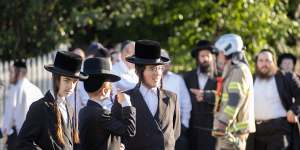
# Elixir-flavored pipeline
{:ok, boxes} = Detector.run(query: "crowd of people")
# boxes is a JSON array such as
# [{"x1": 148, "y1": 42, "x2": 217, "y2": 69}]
[{"x1": 1, "y1": 33, "x2": 300, "y2": 150}]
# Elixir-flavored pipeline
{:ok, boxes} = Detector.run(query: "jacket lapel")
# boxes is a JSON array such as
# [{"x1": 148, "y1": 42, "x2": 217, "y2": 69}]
[
  {"x1": 190, "y1": 69, "x2": 200, "y2": 89},
  {"x1": 157, "y1": 89, "x2": 169, "y2": 124}
]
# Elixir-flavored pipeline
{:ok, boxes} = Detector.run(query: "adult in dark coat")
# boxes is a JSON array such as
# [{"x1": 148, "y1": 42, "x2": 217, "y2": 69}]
[
  {"x1": 124, "y1": 40, "x2": 181, "y2": 150},
  {"x1": 17, "y1": 51, "x2": 88, "y2": 150},
  {"x1": 277, "y1": 53, "x2": 300, "y2": 150},
  {"x1": 183, "y1": 40, "x2": 217, "y2": 150},
  {"x1": 79, "y1": 57, "x2": 136, "y2": 150}
]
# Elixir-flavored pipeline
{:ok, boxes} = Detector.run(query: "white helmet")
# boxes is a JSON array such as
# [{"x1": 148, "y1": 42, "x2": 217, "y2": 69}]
[{"x1": 214, "y1": 33, "x2": 244, "y2": 56}]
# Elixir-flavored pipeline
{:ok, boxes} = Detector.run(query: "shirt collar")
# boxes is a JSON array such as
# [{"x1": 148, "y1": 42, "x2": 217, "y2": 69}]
[
  {"x1": 96, "y1": 97, "x2": 113, "y2": 110},
  {"x1": 49, "y1": 89, "x2": 66, "y2": 104},
  {"x1": 139, "y1": 83, "x2": 158, "y2": 96}
]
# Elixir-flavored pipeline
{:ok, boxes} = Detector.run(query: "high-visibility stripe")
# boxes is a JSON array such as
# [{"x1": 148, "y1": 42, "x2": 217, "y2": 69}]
[
  {"x1": 224, "y1": 105, "x2": 236, "y2": 117},
  {"x1": 228, "y1": 122, "x2": 248, "y2": 132},
  {"x1": 222, "y1": 93, "x2": 229, "y2": 103},
  {"x1": 228, "y1": 82, "x2": 241, "y2": 91}
]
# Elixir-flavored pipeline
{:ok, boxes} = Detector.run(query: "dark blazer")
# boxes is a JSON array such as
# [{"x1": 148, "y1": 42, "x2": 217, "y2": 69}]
[
  {"x1": 17, "y1": 91, "x2": 74, "y2": 150},
  {"x1": 79, "y1": 100, "x2": 136, "y2": 150},
  {"x1": 124, "y1": 86, "x2": 181, "y2": 150},
  {"x1": 183, "y1": 69, "x2": 217, "y2": 150}
]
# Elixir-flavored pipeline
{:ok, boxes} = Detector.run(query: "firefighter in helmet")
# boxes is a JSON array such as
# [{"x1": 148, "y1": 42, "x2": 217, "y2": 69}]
[{"x1": 212, "y1": 33, "x2": 255, "y2": 150}]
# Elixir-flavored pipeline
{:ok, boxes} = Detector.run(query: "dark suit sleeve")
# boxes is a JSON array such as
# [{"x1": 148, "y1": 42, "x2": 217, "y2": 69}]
[
  {"x1": 173, "y1": 94, "x2": 181, "y2": 140},
  {"x1": 17, "y1": 101, "x2": 44, "y2": 150},
  {"x1": 286, "y1": 73, "x2": 300, "y2": 115},
  {"x1": 97, "y1": 104, "x2": 136, "y2": 137}
]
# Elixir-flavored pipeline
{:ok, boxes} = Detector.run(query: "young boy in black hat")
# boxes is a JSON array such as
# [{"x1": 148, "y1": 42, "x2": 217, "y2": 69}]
[
  {"x1": 79, "y1": 57, "x2": 136, "y2": 150},
  {"x1": 124, "y1": 40, "x2": 181, "y2": 150},
  {"x1": 17, "y1": 51, "x2": 88, "y2": 150}
]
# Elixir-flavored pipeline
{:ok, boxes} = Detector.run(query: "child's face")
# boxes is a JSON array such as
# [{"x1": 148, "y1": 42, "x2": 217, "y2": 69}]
[{"x1": 58, "y1": 76, "x2": 78, "y2": 97}]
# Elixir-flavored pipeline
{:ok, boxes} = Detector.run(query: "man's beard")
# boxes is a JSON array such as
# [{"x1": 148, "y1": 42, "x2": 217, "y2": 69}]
[
  {"x1": 198, "y1": 62, "x2": 210, "y2": 73},
  {"x1": 255, "y1": 64, "x2": 277, "y2": 79}
]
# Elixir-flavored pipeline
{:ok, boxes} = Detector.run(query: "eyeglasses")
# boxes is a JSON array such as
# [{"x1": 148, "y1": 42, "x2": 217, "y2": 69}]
[{"x1": 145, "y1": 65, "x2": 164, "y2": 72}]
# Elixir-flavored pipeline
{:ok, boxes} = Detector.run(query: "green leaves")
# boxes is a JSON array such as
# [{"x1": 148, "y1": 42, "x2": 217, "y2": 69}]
[{"x1": 0, "y1": 0, "x2": 299, "y2": 73}]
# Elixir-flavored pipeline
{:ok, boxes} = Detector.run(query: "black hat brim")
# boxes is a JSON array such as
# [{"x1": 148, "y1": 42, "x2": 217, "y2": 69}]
[
  {"x1": 191, "y1": 46, "x2": 214, "y2": 58},
  {"x1": 44, "y1": 65, "x2": 88, "y2": 80},
  {"x1": 126, "y1": 56, "x2": 170, "y2": 65},
  {"x1": 89, "y1": 73, "x2": 121, "y2": 82}
]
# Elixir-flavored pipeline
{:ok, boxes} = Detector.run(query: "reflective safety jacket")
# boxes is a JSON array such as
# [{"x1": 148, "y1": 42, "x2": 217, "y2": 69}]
[{"x1": 214, "y1": 61, "x2": 256, "y2": 134}]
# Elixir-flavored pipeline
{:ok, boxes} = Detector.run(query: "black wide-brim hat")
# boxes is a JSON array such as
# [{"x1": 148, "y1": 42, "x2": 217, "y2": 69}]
[
  {"x1": 277, "y1": 53, "x2": 297, "y2": 66},
  {"x1": 191, "y1": 40, "x2": 214, "y2": 58},
  {"x1": 126, "y1": 40, "x2": 170, "y2": 65},
  {"x1": 44, "y1": 51, "x2": 88, "y2": 80},
  {"x1": 84, "y1": 57, "x2": 120, "y2": 82},
  {"x1": 83, "y1": 57, "x2": 120, "y2": 92}
]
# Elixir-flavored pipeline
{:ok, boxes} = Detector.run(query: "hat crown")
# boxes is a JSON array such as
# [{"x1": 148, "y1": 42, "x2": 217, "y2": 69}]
[
  {"x1": 53, "y1": 51, "x2": 82, "y2": 74},
  {"x1": 135, "y1": 40, "x2": 161, "y2": 60},
  {"x1": 84, "y1": 57, "x2": 112, "y2": 75}
]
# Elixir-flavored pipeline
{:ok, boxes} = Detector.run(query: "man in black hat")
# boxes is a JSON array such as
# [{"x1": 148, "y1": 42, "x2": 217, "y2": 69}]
[
  {"x1": 78, "y1": 57, "x2": 136, "y2": 150},
  {"x1": 183, "y1": 40, "x2": 217, "y2": 150},
  {"x1": 277, "y1": 53, "x2": 297, "y2": 73},
  {"x1": 17, "y1": 51, "x2": 88, "y2": 150},
  {"x1": 124, "y1": 40, "x2": 181, "y2": 150}
]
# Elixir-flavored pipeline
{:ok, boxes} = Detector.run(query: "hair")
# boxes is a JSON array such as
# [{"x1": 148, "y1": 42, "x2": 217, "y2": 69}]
[
  {"x1": 255, "y1": 49, "x2": 277, "y2": 65},
  {"x1": 254, "y1": 49, "x2": 278, "y2": 78},
  {"x1": 52, "y1": 74, "x2": 80, "y2": 146},
  {"x1": 52, "y1": 74, "x2": 65, "y2": 145}
]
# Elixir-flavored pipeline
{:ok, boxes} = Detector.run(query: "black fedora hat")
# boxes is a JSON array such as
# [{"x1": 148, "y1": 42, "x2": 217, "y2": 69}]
[
  {"x1": 126, "y1": 40, "x2": 169, "y2": 65},
  {"x1": 83, "y1": 57, "x2": 120, "y2": 92},
  {"x1": 277, "y1": 53, "x2": 297, "y2": 67},
  {"x1": 83, "y1": 57, "x2": 120, "y2": 82},
  {"x1": 191, "y1": 40, "x2": 214, "y2": 58},
  {"x1": 44, "y1": 51, "x2": 88, "y2": 80}
]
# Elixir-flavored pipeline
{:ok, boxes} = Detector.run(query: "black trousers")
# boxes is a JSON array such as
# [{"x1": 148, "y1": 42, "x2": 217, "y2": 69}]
[
  {"x1": 246, "y1": 117, "x2": 292, "y2": 150},
  {"x1": 6, "y1": 127, "x2": 17, "y2": 150},
  {"x1": 175, "y1": 125, "x2": 190, "y2": 150}
]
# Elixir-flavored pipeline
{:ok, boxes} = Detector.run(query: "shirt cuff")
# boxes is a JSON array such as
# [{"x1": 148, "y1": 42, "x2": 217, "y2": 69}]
[{"x1": 121, "y1": 94, "x2": 132, "y2": 107}]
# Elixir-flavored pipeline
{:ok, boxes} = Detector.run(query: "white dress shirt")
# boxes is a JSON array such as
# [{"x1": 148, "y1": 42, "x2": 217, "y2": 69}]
[
  {"x1": 14, "y1": 78, "x2": 43, "y2": 133},
  {"x1": 163, "y1": 71, "x2": 192, "y2": 128},
  {"x1": 139, "y1": 84, "x2": 158, "y2": 116},
  {"x1": 254, "y1": 77, "x2": 287, "y2": 120},
  {"x1": 2, "y1": 84, "x2": 17, "y2": 135},
  {"x1": 112, "y1": 60, "x2": 139, "y2": 93},
  {"x1": 197, "y1": 69, "x2": 208, "y2": 89}
]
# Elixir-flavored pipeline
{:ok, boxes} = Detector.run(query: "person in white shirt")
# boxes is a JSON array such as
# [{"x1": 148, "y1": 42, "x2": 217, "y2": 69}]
[
  {"x1": 160, "y1": 49, "x2": 192, "y2": 150},
  {"x1": 112, "y1": 40, "x2": 138, "y2": 93},
  {"x1": 246, "y1": 49, "x2": 300, "y2": 150},
  {"x1": 124, "y1": 40, "x2": 181, "y2": 150},
  {"x1": 3, "y1": 61, "x2": 43, "y2": 150}
]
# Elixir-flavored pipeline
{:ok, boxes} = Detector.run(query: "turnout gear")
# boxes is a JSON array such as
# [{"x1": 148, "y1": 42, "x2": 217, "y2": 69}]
[{"x1": 213, "y1": 61, "x2": 255, "y2": 150}]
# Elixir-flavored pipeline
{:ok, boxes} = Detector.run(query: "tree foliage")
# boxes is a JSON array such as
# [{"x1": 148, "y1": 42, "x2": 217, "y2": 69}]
[{"x1": 1, "y1": 0, "x2": 300, "y2": 71}]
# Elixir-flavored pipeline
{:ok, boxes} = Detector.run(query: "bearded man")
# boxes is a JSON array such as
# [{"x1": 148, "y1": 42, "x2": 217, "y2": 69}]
[
  {"x1": 183, "y1": 40, "x2": 217, "y2": 150},
  {"x1": 246, "y1": 49, "x2": 300, "y2": 150}
]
